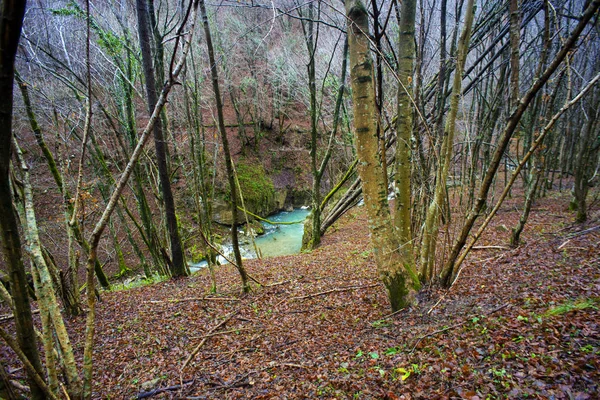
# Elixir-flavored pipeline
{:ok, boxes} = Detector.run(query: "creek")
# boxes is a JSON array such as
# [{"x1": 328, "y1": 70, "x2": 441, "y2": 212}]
[{"x1": 189, "y1": 208, "x2": 310, "y2": 271}]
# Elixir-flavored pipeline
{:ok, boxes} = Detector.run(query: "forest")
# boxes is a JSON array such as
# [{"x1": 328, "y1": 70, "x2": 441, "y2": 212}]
[{"x1": 0, "y1": 0, "x2": 599, "y2": 398}]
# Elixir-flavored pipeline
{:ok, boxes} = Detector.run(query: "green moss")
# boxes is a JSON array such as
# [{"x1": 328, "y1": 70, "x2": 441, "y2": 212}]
[
  {"x1": 230, "y1": 161, "x2": 275, "y2": 215},
  {"x1": 545, "y1": 297, "x2": 598, "y2": 317}
]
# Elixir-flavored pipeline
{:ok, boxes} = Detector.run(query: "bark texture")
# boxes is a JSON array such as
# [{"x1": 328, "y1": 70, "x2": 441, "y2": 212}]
[
  {"x1": 394, "y1": 0, "x2": 417, "y2": 278},
  {"x1": 0, "y1": 1, "x2": 46, "y2": 398},
  {"x1": 346, "y1": 0, "x2": 419, "y2": 311}
]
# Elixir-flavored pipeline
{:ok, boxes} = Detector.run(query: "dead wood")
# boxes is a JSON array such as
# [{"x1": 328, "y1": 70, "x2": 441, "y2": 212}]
[
  {"x1": 567, "y1": 224, "x2": 600, "y2": 239},
  {"x1": 181, "y1": 310, "x2": 238, "y2": 372},
  {"x1": 189, "y1": 327, "x2": 254, "y2": 340},
  {"x1": 290, "y1": 283, "x2": 379, "y2": 300},
  {"x1": 136, "y1": 379, "x2": 193, "y2": 399},
  {"x1": 143, "y1": 297, "x2": 240, "y2": 304},
  {"x1": 0, "y1": 309, "x2": 39, "y2": 322}
]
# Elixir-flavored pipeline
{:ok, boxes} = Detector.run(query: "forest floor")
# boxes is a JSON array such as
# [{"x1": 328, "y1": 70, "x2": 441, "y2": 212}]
[{"x1": 3, "y1": 189, "x2": 600, "y2": 399}]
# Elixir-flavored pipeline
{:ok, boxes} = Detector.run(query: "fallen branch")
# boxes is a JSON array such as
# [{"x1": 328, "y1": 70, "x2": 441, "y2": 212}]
[
  {"x1": 0, "y1": 309, "x2": 39, "y2": 322},
  {"x1": 189, "y1": 327, "x2": 253, "y2": 340},
  {"x1": 197, "y1": 230, "x2": 263, "y2": 286},
  {"x1": 263, "y1": 277, "x2": 300, "y2": 288},
  {"x1": 207, "y1": 367, "x2": 271, "y2": 392},
  {"x1": 567, "y1": 224, "x2": 600, "y2": 239},
  {"x1": 278, "y1": 363, "x2": 309, "y2": 369},
  {"x1": 378, "y1": 306, "x2": 409, "y2": 321},
  {"x1": 144, "y1": 297, "x2": 239, "y2": 304},
  {"x1": 136, "y1": 379, "x2": 193, "y2": 399},
  {"x1": 181, "y1": 310, "x2": 238, "y2": 372},
  {"x1": 236, "y1": 206, "x2": 304, "y2": 225},
  {"x1": 290, "y1": 283, "x2": 379, "y2": 300}
]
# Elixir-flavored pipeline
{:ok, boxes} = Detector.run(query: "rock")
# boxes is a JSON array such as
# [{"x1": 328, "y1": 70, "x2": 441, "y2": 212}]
[
  {"x1": 212, "y1": 198, "x2": 235, "y2": 226},
  {"x1": 273, "y1": 189, "x2": 287, "y2": 212}
]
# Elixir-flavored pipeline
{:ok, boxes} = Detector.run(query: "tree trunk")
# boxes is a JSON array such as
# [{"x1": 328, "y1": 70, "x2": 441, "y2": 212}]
[
  {"x1": 81, "y1": 2, "x2": 200, "y2": 395},
  {"x1": 14, "y1": 140, "x2": 83, "y2": 398},
  {"x1": 394, "y1": 0, "x2": 417, "y2": 279},
  {"x1": 346, "y1": 0, "x2": 420, "y2": 311},
  {"x1": 0, "y1": 1, "x2": 46, "y2": 397},
  {"x1": 136, "y1": 0, "x2": 188, "y2": 277},
  {"x1": 572, "y1": 89, "x2": 600, "y2": 222},
  {"x1": 509, "y1": 0, "x2": 521, "y2": 105},
  {"x1": 420, "y1": 0, "x2": 475, "y2": 282},
  {"x1": 441, "y1": 0, "x2": 600, "y2": 286},
  {"x1": 199, "y1": 0, "x2": 249, "y2": 292}
]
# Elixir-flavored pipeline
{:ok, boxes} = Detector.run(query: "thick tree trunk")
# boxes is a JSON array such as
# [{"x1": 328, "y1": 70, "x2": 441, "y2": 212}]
[
  {"x1": 394, "y1": 0, "x2": 417, "y2": 279},
  {"x1": 0, "y1": 1, "x2": 46, "y2": 398},
  {"x1": 346, "y1": 0, "x2": 419, "y2": 311},
  {"x1": 136, "y1": 0, "x2": 188, "y2": 277}
]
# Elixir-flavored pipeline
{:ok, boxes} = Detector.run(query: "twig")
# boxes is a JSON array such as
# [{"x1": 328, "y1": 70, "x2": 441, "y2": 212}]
[
  {"x1": 279, "y1": 363, "x2": 309, "y2": 368},
  {"x1": 144, "y1": 297, "x2": 239, "y2": 304},
  {"x1": 290, "y1": 283, "x2": 378, "y2": 300},
  {"x1": 378, "y1": 306, "x2": 409, "y2": 320},
  {"x1": 567, "y1": 224, "x2": 600, "y2": 239},
  {"x1": 263, "y1": 276, "x2": 303, "y2": 287},
  {"x1": 207, "y1": 367, "x2": 271, "y2": 392},
  {"x1": 557, "y1": 239, "x2": 570, "y2": 250},
  {"x1": 181, "y1": 311, "x2": 238, "y2": 372},
  {"x1": 427, "y1": 295, "x2": 446, "y2": 315},
  {"x1": 189, "y1": 327, "x2": 253, "y2": 340},
  {"x1": 137, "y1": 380, "x2": 194, "y2": 399},
  {"x1": 472, "y1": 245, "x2": 511, "y2": 250},
  {"x1": 0, "y1": 309, "x2": 39, "y2": 322}
]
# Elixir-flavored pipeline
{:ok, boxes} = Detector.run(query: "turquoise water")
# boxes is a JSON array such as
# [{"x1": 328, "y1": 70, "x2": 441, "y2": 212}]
[
  {"x1": 253, "y1": 208, "x2": 310, "y2": 258},
  {"x1": 189, "y1": 208, "x2": 310, "y2": 271}
]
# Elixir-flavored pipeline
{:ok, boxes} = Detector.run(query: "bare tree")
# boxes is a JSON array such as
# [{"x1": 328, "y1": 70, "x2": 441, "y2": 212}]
[
  {"x1": 136, "y1": 0, "x2": 188, "y2": 277},
  {"x1": 0, "y1": 1, "x2": 46, "y2": 398}
]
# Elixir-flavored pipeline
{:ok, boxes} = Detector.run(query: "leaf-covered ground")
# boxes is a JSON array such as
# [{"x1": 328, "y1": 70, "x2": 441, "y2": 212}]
[{"x1": 2, "y1": 190, "x2": 599, "y2": 399}]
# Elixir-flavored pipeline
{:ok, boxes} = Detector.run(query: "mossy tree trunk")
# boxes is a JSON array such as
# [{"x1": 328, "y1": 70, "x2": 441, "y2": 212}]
[
  {"x1": 301, "y1": 1, "x2": 323, "y2": 249},
  {"x1": 299, "y1": 5, "x2": 349, "y2": 251},
  {"x1": 0, "y1": 2, "x2": 46, "y2": 397},
  {"x1": 14, "y1": 140, "x2": 83, "y2": 398},
  {"x1": 394, "y1": 0, "x2": 417, "y2": 281},
  {"x1": 81, "y1": 3, "x2": 200, "y2": 396},
  {"x1": 346, "y1": 0, "x2": 420, "y2": 311}
]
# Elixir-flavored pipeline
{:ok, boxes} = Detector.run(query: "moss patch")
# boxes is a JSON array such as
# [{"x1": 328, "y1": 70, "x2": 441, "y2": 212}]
[{"x1": 232, "y1": 161, "x2": 276, "y2": 217}]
